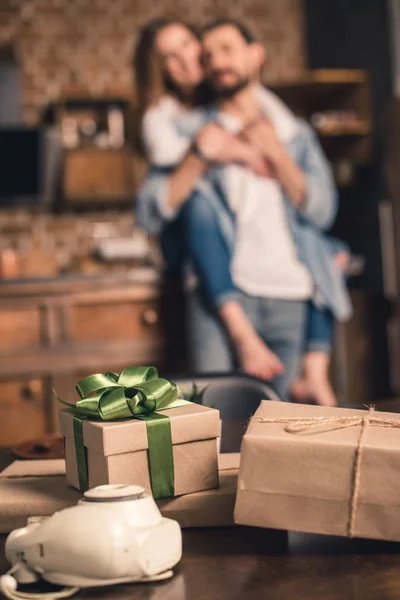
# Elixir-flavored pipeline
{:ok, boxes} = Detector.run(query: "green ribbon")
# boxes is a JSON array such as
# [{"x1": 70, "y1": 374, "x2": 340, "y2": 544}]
[{"x1": 55, "y1": 366, "x2": 188, "y2": 499}]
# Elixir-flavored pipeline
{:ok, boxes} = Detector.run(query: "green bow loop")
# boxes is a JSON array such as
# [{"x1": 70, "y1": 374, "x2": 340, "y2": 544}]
[
  {"x1": 56, "y1": 366, "x2": 183, "y2": 422},
  {"x1": 55, "y1": 366, "x2": 188, "y2": 498},
  {"x1": 76, "y1": 372, "x2": 120, "y2": 401},
  {"x1": 98, "y1": 387, "x2": 134, "y2": 420},
  {"x1": 126, "y1": 378, "x2": 183, "y2": 414},
  {"x1": 117, "y1": 365, "x2": 159, "y2": 387}
]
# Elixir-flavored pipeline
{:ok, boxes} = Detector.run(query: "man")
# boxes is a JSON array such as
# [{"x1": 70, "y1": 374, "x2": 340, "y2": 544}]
[{"x1": 137, "y1": 19, "x2": 344, "y2": 400}]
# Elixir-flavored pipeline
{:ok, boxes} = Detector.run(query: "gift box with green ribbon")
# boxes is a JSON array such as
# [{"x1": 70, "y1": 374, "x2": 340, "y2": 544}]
[
  {"x1": 158, "y1": 453, "x2": 240, "y2": 527},
  {"x1": 57, "y1": 366, "x2": 220, "y2": 500}
]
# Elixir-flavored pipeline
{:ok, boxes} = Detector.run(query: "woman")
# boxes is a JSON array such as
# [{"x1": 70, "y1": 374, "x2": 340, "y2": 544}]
[
  {"x1": 134, "y1": 18, "x2": 283, "y2": 381},
  {"x1": 134, "y1": 18, "x2": 205, "y2": 165},
  {"x1": 133, "y1": 18, "x2": 350, "y2": 405}
]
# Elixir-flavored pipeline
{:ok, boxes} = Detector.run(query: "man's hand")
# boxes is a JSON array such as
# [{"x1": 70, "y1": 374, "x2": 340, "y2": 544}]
[
  {"x1": 196, "y1": 122, "x2": 271, "y2": 177},
  {"x1": 243, "y1": 118, "x2": 306, "y2": 208},
  {"x1": 242, "y1": 119, "x2": 283, "y2": 163}
]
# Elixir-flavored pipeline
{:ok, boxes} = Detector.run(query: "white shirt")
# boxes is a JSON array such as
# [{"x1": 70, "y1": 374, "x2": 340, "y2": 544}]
[
  {"x1": 142, "y1": 96, "x2": 190, "y2": 167},
  {"x1": 142, "y1": 90, "x2": 312, "y2": 300},
  {"x1": 220, "y1": 108, "x2": 312, "y2": 300}
]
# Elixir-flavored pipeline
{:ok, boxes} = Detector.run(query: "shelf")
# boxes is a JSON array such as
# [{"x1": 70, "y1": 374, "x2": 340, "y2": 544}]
[
  {"x1": 266, "y1": 69, "x2": 368, "y2": 88},
  {"x1": 265, "y1": 69, "x2": 371, "y2": 165},
  {"x1": 316, "y1": 121, "x2": 371, "y2": 137},
  {"x1": 309, "y1": 69, "x2": 368, "y2": 84},
  {"x1": 266, "y1": 70, "x2": 370, "y2": 121},
  {"x1": 0, "y1": 268, "x2": 160, "y2": 300}
]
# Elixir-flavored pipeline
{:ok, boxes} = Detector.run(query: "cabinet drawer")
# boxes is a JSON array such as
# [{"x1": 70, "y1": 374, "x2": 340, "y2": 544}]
[
  {"x1": 64, "y1": 149, "x2": 133, "y2": 202},
  {"x1": 0, "y1": 308, "x2": 41, "y2": 351},
  {"x1": 69, "y1": 300, "x2": 161, "y2": 342},
  {"x1": 0, "y1": 377, "x2": 46, "y2": 446}
]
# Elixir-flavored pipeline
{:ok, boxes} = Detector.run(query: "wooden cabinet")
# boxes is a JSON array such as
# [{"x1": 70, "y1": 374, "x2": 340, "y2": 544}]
[
  {"x1": 0, "y1": 377, "x2": 47, "y2": 446},
  {"x1": 69, "y1": 298, "x2": 161, "y2": 343},
  {"x1": 0, "y1": 307, "x2": 42, "y2": 350},
  {"x1": 63, "y1": 148, "x2": 134, "y2": 204},
  {"x1": 269, "y1": 69, "x2": 372, "y2": 185},
  {"x1": 0, "y1": 271, "x2": 168, "y2": 446}
]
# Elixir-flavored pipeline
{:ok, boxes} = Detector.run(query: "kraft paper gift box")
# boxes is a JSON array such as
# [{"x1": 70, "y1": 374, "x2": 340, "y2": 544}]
[
  {"x1": 0, "y1": 455, "x2": 237, "y2": 533},
  {"x1": 158, "y1": 452, "x2": 240, "y2": 527},
  {"x1": 235, "y1": 400, "x2": 400, "y2": 541},
  {"x1": 59, "y1": 402, "x2": 220, "y2": 499},
  {"x1": 0, "y1": 460, "x2": 81, "y2": 534}
]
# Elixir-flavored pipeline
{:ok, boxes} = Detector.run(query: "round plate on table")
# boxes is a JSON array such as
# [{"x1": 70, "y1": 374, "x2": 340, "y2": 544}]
[{"x1": 11, "y1": 433, "x2": 65, "y2": 460}]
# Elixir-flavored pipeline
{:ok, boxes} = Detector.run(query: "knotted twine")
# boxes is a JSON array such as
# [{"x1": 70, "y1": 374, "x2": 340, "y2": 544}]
[{"x1": 253, "y1": 406, "x2": 400, "y2": 537}]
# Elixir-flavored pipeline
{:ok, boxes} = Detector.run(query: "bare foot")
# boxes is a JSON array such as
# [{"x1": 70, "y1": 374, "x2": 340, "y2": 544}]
[
  {"x1": 291, "y1": 378, "x2": 310, "y2": 403},
  {"x1": 301, "y1": 352, "x2": 338, "y2": 407},
  {"x1": 310, "y1": 380, "x2": 338, "y2": 407},
  {"x1": 291, "y1": 377, "x2": 338, "y2": 407},
  {"x1": 235, "y1": 333, "x2": 285, "y2": 381},
  {"x1": 218, "y1": 300, "x2": 284, "y2": 380}
]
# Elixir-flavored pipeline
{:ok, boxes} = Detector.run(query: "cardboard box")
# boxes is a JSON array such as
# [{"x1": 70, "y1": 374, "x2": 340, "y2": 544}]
[
  {"x1": 235, "y1": 401, "x2": 400, "y2": 541},
  {"x1": 0, "y1": 454, "x2": 238, "y2": 533},
  {"x1": 59, "y1": 403, "x2": 220, "y2": 498},
  {"x1": 0, "y1": 460, "x2": 80, "y2": 534},
  {"x1": 158, "y1": 453, "x2": 240, "y2": 527}
]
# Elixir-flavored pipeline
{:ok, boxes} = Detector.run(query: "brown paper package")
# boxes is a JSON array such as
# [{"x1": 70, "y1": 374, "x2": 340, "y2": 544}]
[
  {"x1": 158, "y1": 452, "x2": 240, "y2": 528},
  {"x1": 0, "y1": 469, "x2": 80, "y2": 535},
  {"x1": 0, "y1": 454, "x2": 240, "y2": 534},
  {"x1": 59, "y1": 403, "x2": 220, "y2": 497},
  {"x1": 234, "y1": 401, "x2": 400, "y2": 541}
]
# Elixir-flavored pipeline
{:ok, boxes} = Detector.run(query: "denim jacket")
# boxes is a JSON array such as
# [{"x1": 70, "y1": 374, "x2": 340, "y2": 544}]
[{"x1": 136, "y1": 105, "x2": 352, "y2": 321}]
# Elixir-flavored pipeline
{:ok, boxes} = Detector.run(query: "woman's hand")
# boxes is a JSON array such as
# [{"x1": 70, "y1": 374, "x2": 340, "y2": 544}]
[
  {"x1": 242, "y1": 119, "x2": 283, "y2": 163},
  {"x1": 195, "y1": 122, "x2": 238, "y2": 163}
]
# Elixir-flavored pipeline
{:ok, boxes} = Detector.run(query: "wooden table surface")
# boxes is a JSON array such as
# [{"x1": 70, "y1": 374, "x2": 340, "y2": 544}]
[{"x1": 3, "y1": 407, "x2": 400, "y2": 600}]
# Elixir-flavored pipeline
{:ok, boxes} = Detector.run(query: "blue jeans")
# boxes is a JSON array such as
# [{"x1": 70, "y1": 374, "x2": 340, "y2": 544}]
[
  {"x1": 182, "y1": 190, "x2": 237, "y2": 307},
  {"x1": 304, "y1": 301, "x2": 334, "y2": 353},
  {"x1": 182, "y1": 191, "x2": 335, "y2": 360},
  {"x1": 186, "y1": 286, "x2": 306, "y2": 401}
]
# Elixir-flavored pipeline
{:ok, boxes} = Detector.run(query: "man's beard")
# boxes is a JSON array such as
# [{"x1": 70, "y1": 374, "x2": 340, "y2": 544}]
[
  {"x1": 163, "y1": 74, "x2": 215, "y2": 106},
  {"x1": 210, "y1": 72, "x2": 250, "y2": 99}
]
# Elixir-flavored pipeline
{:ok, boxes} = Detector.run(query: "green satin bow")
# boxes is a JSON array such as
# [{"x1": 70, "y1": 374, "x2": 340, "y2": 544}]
[{"x1": 55, "y1": 366, "x2": 187, "y2": 498}]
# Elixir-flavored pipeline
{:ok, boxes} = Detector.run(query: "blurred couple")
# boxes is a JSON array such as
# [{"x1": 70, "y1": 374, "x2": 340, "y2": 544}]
[{"x1": 134, "y1": 18, "x2": 352, "y2": 404}]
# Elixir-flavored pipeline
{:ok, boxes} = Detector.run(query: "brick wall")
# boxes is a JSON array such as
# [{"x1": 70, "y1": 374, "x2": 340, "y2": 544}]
[{"x1": 0, "y1": 0, "x2": 306, "y2": 124}]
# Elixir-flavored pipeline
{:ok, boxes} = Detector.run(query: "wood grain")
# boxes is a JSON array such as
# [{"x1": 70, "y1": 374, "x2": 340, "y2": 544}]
[
  {"x1": 0, "y1": 378, "x2": 46, "y2": 446},
  {"x1": 64, "y1": 149, "x2": 133, "y2": 203},
  {"x1": 69, "y1": 300, "x2": 161, "y2": 342},
  {"x1": 0, "y1": 309, "x2": 41, "y2": 351}
]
